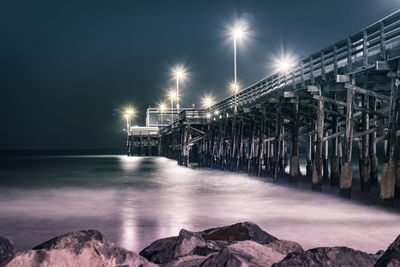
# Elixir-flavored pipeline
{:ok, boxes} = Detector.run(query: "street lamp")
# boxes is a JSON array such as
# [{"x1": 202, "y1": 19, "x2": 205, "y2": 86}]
[
  {"x1": 168, "y1": 90, "x2": 177, "y2": 122},
  {"x1": 231, "y1": 26, "x2": 245, "y2": 112}
]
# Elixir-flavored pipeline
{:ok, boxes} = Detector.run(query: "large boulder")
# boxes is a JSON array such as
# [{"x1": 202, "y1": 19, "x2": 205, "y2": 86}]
[
  {"x1": 200, "y1": 240, "x2": 286, "y2": 267},
  {"x1": 0, "y1": 236, "x2": 14, "y2": 266},
  {"x1": 264, "y1": 239, "x2": 303, "y2": 255},
  {"x1": 140, "y1": 222, "x2": 279, "y2": 265},
  {"x1": 6, "y1": 230, "x2": 156, "y2": 267},
  {"x1": 375, "y1": 234, "x2": 400, "y2": 267},
  {"x1": 173, "y1": 229, "x2": 207, "y2": 259},
  {"x1": 273, "y1": 246, "x2": 379, "y2": 267},
  {"x1": 202, "y1": 222, "x2": 277, "y2": 245},
  {"x1": 139, "y1": 236, "x2": 178, "y2": 264}
]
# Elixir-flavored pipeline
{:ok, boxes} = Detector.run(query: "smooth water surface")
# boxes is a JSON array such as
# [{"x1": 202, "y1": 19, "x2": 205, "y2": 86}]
[{"x1": 0, "y1": 155, "x2": 399, "y2": 253}]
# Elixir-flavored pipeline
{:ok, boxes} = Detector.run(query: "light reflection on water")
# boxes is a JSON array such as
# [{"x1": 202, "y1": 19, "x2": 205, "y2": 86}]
[{"x1": 0, "y1": 155, "x2": 399, "y2": 253}]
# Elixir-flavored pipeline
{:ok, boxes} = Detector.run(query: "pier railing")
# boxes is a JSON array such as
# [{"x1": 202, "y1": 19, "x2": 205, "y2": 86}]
[{"x1": 211, "y1": 10, "x2": 400, "y2": 113}]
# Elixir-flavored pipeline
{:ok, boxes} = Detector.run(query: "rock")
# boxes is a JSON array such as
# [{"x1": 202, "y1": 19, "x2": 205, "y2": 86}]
[
  {"x1": 273, "y1": 246, "x2": 379, "y2": 267},
  {"x1": 140, "y1": 236, "x2": 178, "y2": 264},
  {"x1": 264, "y1": 239, "x2": 303, "y2": 255},
  {"x1": 0, "y1": 236, "x2": 14, "y2": 266},
  {"x1": 163, "y1": 254, "x2": 216, "y2": 267},
  {"x1": 375, "y1": 234, "x2": 400, "y2": 267},
  {"x1": 173, "y1": 229, "x2": 207, "y2": 259},
  {"x1": 6, "y1": 230, "x2": 156, "y2": 267},
  {"x1": 202, "y1": 222, "x2": 277, "y2": 245},
  {"x1": 200, "y1": 240, "x2": 286, "y2": 267},
  {"x1": 141, "y1": 222, "x2": 281, "y2": 266}
]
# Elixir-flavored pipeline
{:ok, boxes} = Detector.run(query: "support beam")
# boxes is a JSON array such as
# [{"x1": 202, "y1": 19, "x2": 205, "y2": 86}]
[
  {"x1": 312, "y1": 84, "x2": 324, "y2": 191},
  {"x1": 381, "y1": 70, "x2": 400, "y2": 205},
  {"x1": 360, "y1": 94, "x2": 371, "y2": 192},
  {"x1": 274, "y1": 102, "x2": 282, "y2": 181},
  {"x1": 290, "y1": 101, "x2": 300, "y2": 182},
  {"x1": 340, "y1": 76, "x2": 355, "y2": 198},
  {"x1": 369, "y1": 97, "x2": 378, "y2": 186},
  {"x1": 331, "y1": 95, "x2": 340, "y2": 186}
]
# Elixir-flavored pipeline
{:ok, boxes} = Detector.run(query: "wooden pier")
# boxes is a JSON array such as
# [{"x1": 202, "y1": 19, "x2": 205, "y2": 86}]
[{"x1": 131, "y1": 11, "x2": 400, "y2": 204}]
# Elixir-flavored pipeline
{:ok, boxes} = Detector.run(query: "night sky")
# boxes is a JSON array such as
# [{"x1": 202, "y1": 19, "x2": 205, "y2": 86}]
[{"x1": 1, "y1": 0, "x2": 400, "y2": 150}]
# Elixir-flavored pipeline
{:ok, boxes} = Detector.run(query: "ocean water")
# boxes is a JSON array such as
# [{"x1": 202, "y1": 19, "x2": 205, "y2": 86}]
[{"x1": 0, "y1": 154, "x2": 399, "y2": 254}]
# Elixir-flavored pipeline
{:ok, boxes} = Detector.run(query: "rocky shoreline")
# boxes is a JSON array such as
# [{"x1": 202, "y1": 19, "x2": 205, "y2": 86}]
[{"x1": 0, "y1": 222, "x2": 399, "y2": 266}]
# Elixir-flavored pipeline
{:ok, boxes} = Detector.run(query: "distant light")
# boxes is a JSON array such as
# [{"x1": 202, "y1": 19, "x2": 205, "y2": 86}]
[
  {"x1": 168, "y1": 90, "x2": 177, "y2": 100},
  {"x1": 206, "y1": 112, "x2": 211, "y2": 119},
  {"x1": 158, "y1": 102, "x2": 167, "y2": 113},
  {"x1": 214, "y1": 110, "x2": 220, "y2": 115},
  {"x1": 124, "y1": 114, "x2": 130, "y2": 119},
  {"x1": 202, "y1": 95, "x2": 215, "y2": 109},
  {"x1": 124, "y1": 106, "x2": 136, "y2": 118}
]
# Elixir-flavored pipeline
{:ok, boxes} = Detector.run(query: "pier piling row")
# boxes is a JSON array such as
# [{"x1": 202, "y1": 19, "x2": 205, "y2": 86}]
[{"x1": 130, "y1": 11, "x2": 400, "y2": 204}]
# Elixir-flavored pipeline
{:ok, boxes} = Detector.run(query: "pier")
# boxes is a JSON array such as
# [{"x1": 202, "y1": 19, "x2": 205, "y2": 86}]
[{"x1": 128, "y1": 11, "x2": 400, "y2": 204}]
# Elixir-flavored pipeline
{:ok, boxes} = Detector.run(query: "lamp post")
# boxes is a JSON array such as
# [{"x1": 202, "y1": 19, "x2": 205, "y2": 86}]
[
  {"x1": 124, "y1": 114, "x2": 130, "y2": 131},
  {"x1": 175, "y1": 70, "x2": 183, "y2": 115},
  {"x1": 125, "y1": 108, "x2": 134, "y2": 130},
  {"x1": 232, "y1": 27, "x2": 244, "y2": 112},
  {"x1": 168, "y1": 90, "x2": 176, "y2": 123},
  {"x1": 158, "y1": 102, "x2": 167, "y2": 125}
]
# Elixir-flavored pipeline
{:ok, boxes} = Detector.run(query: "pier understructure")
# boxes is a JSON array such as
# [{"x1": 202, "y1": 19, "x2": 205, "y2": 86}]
[{"x1": 129, "y1": 11, "x2": 400, "y2": 204}]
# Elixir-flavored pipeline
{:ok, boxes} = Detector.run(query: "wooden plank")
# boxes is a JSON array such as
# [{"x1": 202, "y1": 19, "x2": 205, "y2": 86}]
[
  {"x1": 333, "y1": 45, "x2": 338, "y2": 76},
  {"x1": 308, "y1": 85, "x2": 319, "y2": 93},
  {"x1": 313, "y1": 95, "x2": 347, "y2": 107},
  {"x1": 336, "y1": 75, "x2": 350, "y2": 83},
  {"x1": 347, "y1": 37, "x2": 352, "y2": 69},
  {"x1": 321, "y1": 51, "x2": 326, "y2": 80},
  {"x1": 309, "y1": 56, "x2": 315, "y2": 84},
  {"x1": 375, "y1": 61, "x2": 395, "y2": 71},
  {"x1": 380, "y1": 21, "x2": 386, "y2": 60},
  {"x1": 344, "y1": 83, "x2": 391, "y2": 101},
  {"x1": 363, "y1": 30, "x2": 368, "y2": 66},
  {"x1": 284, "y1": 91, "x2": 297, "y2": 98}
]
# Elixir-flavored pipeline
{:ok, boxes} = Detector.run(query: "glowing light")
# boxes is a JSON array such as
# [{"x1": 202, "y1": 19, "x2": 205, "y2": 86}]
[
  {"x1": 214, "y1": 110, "x2": 220, "y2": 115},
  {"x1": 230, "y1": 24, "x2": 246, "y2": 40},
  {"x1": 202, "y1": 95, "x2": 215, "y2": 109},
  {"x1": 124, "y1": 106, "x2": 136, "y2": 117},
  {"x1": 275, "y1": 55, "x2": 296, "y2": 74},
  {"x1": 158, "y1": 102, "x2": 167, "y2": 113},
  {"x1": 124, "y1": 114, "x2": 130, "y2": 119},
  {"x1": 173, "y1": 66, "x2": 186, "y2": 79},
  {"x1": 206, "y1": 113, "x2": 211, "y2": 119},
  {"x1": 230, "y1": 82, "x2": 240, "y2": 93},
  {"x1": 168, "y1": 90, "x2": 177, "y2": 100}
]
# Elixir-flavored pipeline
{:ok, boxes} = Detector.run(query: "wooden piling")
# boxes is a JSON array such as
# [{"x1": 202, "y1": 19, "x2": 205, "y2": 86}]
[
  {"x1": 290, "y1": 101, "x2": 300, "y2": 182},
  {"x1": 340, "y1": 79, "x2": 355, "y2": 198},
  {"x1": 381, "y1": 72, "x2": 400, "y2": 205},
  {"x1": 312, "y1": 84, "x2": 324, "y2": 191}
]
